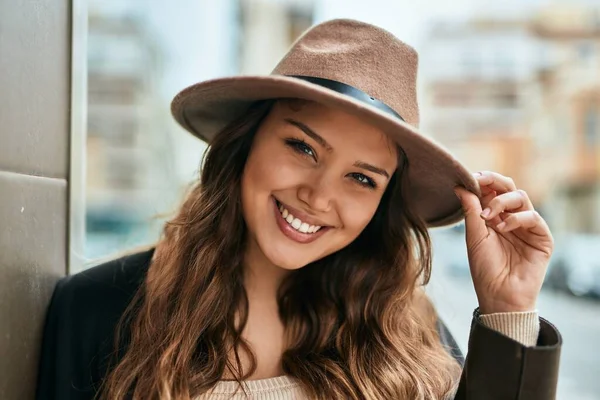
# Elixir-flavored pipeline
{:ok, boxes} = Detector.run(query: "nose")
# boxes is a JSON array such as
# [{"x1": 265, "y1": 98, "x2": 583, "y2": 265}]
[{"x1": 297, "y1": 173, "x2": 335, "y2": 213}]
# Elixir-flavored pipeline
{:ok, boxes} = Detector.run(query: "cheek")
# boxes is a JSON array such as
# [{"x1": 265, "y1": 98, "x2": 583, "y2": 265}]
[
  {"x1": 244, "y1": 146, "x2": 301, "y2": 192},
  {"x1": 241, "y1": 149, "x2": 268, "y2": 223},
  {"x1": 336, "y1": 196, "x2": 380, "y2": 241}
]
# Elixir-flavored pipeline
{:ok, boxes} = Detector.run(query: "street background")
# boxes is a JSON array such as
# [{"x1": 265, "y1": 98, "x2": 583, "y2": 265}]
[
  {"x1": 81, "y1": 0, "x2": 600, "y2": 398},
  {"x1": 429, "y1": 230, "x2": 600, "y2": 399}
]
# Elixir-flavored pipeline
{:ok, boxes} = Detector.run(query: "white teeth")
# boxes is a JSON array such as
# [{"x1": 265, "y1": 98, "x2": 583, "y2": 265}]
[
  {"x1": 291, "y1": 218, "x2": 302, "y2": 229},
  {"x1": 277, "y1": 202, "x2": 322, "y2": 234},
  {"x1": 299, "y1": 222, "x2": 309, "y2": 233}
]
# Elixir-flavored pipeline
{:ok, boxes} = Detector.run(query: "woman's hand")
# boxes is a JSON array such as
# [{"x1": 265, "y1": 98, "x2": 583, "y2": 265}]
[{"x1": 453, "y1": 171, "x2": 554, "y2": 314}]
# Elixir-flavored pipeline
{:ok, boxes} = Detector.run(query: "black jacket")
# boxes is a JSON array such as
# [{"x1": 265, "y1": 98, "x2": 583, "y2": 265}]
[{"x1": 36, "y1": 249, "x2": 562, "y2": 399}]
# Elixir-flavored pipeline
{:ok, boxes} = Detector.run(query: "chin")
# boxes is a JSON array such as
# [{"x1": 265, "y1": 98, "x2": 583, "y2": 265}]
[
  {"x1": 266, "y1": 249, "x2": 311, "y2": 271},
  {"x1": 258, "y1": 239, "x2": 315, "y2": 271}
]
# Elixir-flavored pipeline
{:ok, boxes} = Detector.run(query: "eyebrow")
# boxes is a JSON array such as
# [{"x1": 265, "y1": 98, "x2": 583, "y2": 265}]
[
  {"x1": 285, "y1": 118, "x2": 333, "y2": 151},
  {"x1": 353, "y1": 161, "x2": 390, "y2": 179},
  {"x1": 284, "y1": 118, "x2": 391, "y2": 179}
]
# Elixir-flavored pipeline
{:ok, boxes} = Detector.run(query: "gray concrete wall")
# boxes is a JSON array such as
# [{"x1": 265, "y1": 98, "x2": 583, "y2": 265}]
[{"x1": 0, "y1": 1, "x2": 71, "y2": 398}]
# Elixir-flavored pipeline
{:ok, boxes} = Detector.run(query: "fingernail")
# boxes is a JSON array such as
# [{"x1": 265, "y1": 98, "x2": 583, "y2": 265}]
[
  {"x1": 480, "y1": 208, "x2": 491, "y2": 218},
  {"x1": 473, "y1": 172, "x2": 482, "y2": 177},
  {"x1": 496, "y1": 221, "x2": 507, "y2": 231}
]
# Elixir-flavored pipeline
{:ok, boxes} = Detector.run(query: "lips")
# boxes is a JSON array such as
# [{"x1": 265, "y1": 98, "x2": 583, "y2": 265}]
[
  {"x1": 272, "y1": 197, "x2": 330, "y2": 244},
  {"x1": 276, "y1": 201, "x2": 323, "y2": 234}
]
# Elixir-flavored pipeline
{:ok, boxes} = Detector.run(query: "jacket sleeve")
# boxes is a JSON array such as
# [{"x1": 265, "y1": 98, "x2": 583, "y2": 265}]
[{"x1": 453, "y1": 309, "x2": 562, "y2": 400}]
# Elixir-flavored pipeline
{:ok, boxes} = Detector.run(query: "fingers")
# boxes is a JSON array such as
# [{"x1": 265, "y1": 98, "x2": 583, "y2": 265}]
[
  {"x1": 496, "y1": 210, "x2": 552, "y2": 239},
  {"x1": 480, "y1": 190, "x2": 534, "y2": 221},
  {"x1": 475, "y1": 172, "x2": 533, "y2": 227},
  {"x1": 480, "y1": 192, "x2": 500, "y2": 225},
  {"x1": 480, "y1": 190, "x2": 496, "y2": 208},
  {"x1": 454, "y1": 186, "x2": 488, "y2": 240},
  {"x1": 480, "y1": 185, "x2": 496, "y2": 196},
  {"x1": 460, "y1": 171, "x2": 554, "y2": 257},
  {"x1": 475, "y1": 171, "x2": 517, "y2": 194}
]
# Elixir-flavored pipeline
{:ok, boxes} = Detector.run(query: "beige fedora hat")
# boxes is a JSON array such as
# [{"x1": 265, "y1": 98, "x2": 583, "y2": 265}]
[{"x1": 171, "y1": 18, "x2": 480, "y2": 227}]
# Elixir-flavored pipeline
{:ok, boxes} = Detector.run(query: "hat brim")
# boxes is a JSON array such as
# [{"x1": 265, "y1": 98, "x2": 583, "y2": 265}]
[{"x1": 171, "y1": 75, "x2": 480, "y2": 227}]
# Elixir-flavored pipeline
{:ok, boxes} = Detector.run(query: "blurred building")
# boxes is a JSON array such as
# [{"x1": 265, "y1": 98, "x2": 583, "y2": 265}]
[
  {"x1": 419, "y1": 17, "x2": 539, "y2": 192},
  {"x1": 83, "y1": 0, "x2": 315, "y2": 259},
  {"x1": 420, "y1": 4, "x2": 600, "y2": 234},
  {"x1": 86, "y1": 8, "x2": 178, "y2": 258},
  {"x1": 526, "y1": 4, "x2": 600, "y2": 233},
  {"x1": 238, "y1": 0, "x2": 314, "y2": 74}
]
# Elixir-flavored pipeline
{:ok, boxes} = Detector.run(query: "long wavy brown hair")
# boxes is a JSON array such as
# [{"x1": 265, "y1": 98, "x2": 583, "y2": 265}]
[{"x1": 100, "y1": 99, "x2": 462, "y2": 400}]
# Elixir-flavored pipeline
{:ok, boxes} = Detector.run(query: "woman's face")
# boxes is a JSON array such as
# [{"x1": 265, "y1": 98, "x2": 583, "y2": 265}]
[{"x1": 241, "y1": 100, "x2": 398, "y2": 270}]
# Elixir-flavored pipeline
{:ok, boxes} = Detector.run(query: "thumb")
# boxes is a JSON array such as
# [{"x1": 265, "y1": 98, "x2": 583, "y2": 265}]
[{"x1": 454, "y1": 186, "x2": 487, "y2": 240}]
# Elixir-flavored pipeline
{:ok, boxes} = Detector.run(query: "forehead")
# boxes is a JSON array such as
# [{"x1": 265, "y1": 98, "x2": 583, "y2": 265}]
[{"x1": 266, "y1": 99, "x2": 398, "y2": 160}]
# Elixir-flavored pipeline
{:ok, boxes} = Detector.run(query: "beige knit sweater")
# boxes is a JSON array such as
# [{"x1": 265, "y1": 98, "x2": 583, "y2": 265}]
[{"x1": 196, "y1": 311, "x2": 540, "y2": 399}]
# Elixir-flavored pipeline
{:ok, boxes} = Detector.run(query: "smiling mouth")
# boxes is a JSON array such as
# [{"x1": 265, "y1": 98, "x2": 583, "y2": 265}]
[{"x1": 275, "y1": 199, "x2": 324, "y2": 234}]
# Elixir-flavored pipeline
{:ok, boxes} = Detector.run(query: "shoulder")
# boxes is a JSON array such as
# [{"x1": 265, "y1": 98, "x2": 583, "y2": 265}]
[
  {"x1": 37, "y1": 248, "x2": 155, "y2": 399},
  {"x1": 61, "y1": 247, "x2": 154, "y2": 297},
  {"x1": 48, "y1": 248, "x2": 155, "y2": 350},
  {"x1": 53, "y1": 248, "x2": 154, "y2": 322}
]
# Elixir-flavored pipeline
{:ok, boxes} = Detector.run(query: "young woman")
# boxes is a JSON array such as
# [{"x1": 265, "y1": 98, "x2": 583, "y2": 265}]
[{"x1": 36, "y1": 19, "x2": 561, "y2": 400}]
